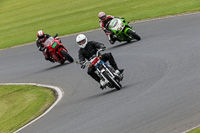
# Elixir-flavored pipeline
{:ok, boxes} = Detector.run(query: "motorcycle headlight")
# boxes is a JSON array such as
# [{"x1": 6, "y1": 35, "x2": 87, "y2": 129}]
[
  {"x1": 117, "y1": 27, "x2": 122, "y2": 31},
  {"x1": 117, "y1": 23, "x2": 125, "y2": 31}
]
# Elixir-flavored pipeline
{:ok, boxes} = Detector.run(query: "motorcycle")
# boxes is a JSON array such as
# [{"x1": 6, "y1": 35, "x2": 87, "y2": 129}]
[
  {"x1": 106, "y1": 18, "x2": 141, "y2": 43},
  {"x1": 43, "y1": 35, "x2": 74, "y2": 64},
  {"x1": 78, "y1": 49, "x2": 123, "y2": 90}
]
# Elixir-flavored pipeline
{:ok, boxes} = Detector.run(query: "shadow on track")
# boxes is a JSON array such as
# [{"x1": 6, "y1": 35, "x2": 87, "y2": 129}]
[
  {"x1": 68, "y1": 82, "x2": 138, "y2": 107},
  {"x1": 33, "y1": 62, "x2": 72, "y2": 75},
  {"x1": 43, "y1": 62, "x2": 71, "y2": 71},
  {"x1": 77, "y1": 89, "x2": 119, "y2": 103},
  {"x1": 81, "y1": 83, "x2": 133, "y2": 101},
  {"x1": 106, "y1": 40, "x2": 138, "y2": 50}
]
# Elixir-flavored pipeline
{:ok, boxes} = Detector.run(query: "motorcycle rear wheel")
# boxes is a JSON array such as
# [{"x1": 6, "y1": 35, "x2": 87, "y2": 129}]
[
  {"x1": 102, "y1": 71, "x2": 121, "y2": 90},
  {"x1": 127, "y1": 29, "x2": 141, "y2": 41},
  {"x1": 60, "y1": 49, "x2": 74, "y2": 63}
]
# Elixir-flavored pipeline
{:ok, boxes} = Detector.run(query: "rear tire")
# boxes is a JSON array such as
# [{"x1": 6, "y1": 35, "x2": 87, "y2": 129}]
[
  {"x1": 127, "y1": 29, "x2": 141, "y2": 41},
  {"x1": 102, "y1": 71, "x2": 121, "y2": 90},
  {"x1": 60, "y1": 49, "x2": 74, "y2": 63}
]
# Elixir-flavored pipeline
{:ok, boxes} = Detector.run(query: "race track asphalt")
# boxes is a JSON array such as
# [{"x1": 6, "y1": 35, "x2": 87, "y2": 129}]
[{"x1": 1, "y1": 13, "x2": 200, "y2": 133}]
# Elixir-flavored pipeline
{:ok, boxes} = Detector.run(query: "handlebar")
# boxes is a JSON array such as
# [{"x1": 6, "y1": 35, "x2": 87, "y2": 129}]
[
  {"x1": 76, "y1": 49, "x2": 104, "y2": 68},
  {"x1": 84, "y1": 49, "x2": 104, "y2": 65},
  {"x1": 96, "y1": 48, "x2": 104, "y2": 56},
  {"x1": 54, "y1": 33, "x2": 58, "y2": 38}
]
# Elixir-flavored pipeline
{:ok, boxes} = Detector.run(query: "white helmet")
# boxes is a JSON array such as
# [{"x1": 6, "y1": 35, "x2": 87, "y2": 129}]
[{"x1": 76, "y1": 34, "x2": 88, "y2": 48}]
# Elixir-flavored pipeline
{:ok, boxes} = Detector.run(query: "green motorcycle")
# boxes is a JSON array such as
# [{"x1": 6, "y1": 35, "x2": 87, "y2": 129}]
[{"x1": 106, "y1": 18, "x2": 141, "y2": 43}]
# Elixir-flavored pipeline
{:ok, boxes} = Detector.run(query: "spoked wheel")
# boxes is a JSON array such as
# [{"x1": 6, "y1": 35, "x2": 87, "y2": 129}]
[
  {"x1": 102, "y1": 71, "x2": 121, "y2": 90},
  {"x1": 60, "y1": 49, "x2": 74, "y2": 63},
  {"x1": 127, "y1": 29, "x2": 141, "y2": 41}
]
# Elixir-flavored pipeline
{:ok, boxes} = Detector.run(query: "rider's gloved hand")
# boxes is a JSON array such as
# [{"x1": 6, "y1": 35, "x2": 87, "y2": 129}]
[
  {"x1": 55, "y1": 37, "x2": 60, "y2": 40},
  {"x1": 40, "y1": 47, "x2": 46, "y2": 51},
  {"x1": 55, "y1": 37, "x2": 62, "y2": 43},
  {"x1": 80, "y1": 61, "x2": 86, "y2": 69},
  {"x1": 101, "y1": 47, "x2": 106, "y2": 51},
  {"x1": 81, "y1": 64, "x2": 85, "y2": 69},
  {"x1": 98, "y1": 47, "x2": 106, "y2": 56},
  {"x1": 102, "y1": 27, "x2": 106, "y2": 31}
]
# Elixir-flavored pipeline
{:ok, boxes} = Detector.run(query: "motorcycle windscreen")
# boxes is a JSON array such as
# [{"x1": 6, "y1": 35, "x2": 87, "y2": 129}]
[{"x1": 109, "y1": 18, "x2": 118, "y2": 28}]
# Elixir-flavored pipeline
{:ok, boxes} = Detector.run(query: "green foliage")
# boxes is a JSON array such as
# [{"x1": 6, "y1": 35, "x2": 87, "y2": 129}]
[
  {"x1": 0, "y1": 85, "x2": 55, "y2": 133},
  {"x1": 0, "y1": 0, "x2": 200, "y2": 49}
]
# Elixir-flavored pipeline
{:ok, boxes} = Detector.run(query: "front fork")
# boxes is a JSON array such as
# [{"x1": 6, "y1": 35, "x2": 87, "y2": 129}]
[
  {"x1": 57, "y1": 47, "x2": 68, "y2": 58},
  {"x1": 97, "y1": 63, "x2": 116, "y2": 84}
]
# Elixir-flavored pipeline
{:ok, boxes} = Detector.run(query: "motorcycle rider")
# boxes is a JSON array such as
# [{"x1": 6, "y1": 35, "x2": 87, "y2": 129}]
[
  {"x1": 98, "y1": 12, "x2": 123, "y2": 44},
  {"x1": 76, "y1": 34, "x2": 124, "y2": 89},
  {"x1": 36, "y1": 30, "x2": 60, "y2": 63}
]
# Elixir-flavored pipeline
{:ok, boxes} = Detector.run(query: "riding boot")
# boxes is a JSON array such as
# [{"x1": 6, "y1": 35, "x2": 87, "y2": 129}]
[{"x1": 87, "y1": 67, "x2": 101, "y2": 83}]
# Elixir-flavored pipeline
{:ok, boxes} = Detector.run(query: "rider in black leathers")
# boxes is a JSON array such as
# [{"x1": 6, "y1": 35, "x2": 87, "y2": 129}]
[{"x1": 76, "y1": 34, "x2": 124, "y2": 89}]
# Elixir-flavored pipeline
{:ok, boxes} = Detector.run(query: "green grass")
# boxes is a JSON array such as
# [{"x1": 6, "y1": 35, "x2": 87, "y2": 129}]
[
  {"x1": 188, "y1": 127, "x2": 200, "y2": 133},
  {"x1": 0, "y1": 0, "x2": 200, "y2": 49},
  {"x1": 0, "y1": 85, "x2": 55, "y2": 133}
]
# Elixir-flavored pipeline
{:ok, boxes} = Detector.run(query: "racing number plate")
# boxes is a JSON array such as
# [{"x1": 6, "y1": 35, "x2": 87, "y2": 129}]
[{"x1": 52, "y1": 42, "x2": 58, "y2": 48}]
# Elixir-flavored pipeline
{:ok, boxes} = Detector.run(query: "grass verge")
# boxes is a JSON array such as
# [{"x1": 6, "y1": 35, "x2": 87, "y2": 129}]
[
  {"x1": 0, "y1": 85, "x2": 55, "y2": 133},
  {"x1": 0, "y1": 0, "x2": 200, "y2": 49},
  {"x1": 187, "y1": 127, "x2": 200, "y2": 133}
]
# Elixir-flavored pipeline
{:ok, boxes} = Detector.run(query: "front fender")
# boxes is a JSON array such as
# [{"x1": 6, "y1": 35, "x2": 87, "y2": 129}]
[
  {"x1": 57, "y1": 48, "x2": 65, "y2": 58},
  {"x1": 124, "y1": 27, "x2": 135, "y2": 36}
]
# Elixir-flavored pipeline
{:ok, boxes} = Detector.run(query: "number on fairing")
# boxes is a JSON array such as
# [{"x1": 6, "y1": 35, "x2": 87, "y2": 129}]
[
  {"x1": 52, "y1": 42, "x2": 58, "y2": 48},
  {"x1": 109, "y1": 19, "x2": 118, "y2": 28}
]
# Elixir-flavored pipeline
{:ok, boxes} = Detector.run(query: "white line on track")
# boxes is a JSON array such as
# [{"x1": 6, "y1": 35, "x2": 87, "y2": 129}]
[
  {"x1": 182, "y1": 125, "x2": 200, "y2": 133},
  {"x1": 0, "y1": 83, "x2": 63, "y2": 133}
]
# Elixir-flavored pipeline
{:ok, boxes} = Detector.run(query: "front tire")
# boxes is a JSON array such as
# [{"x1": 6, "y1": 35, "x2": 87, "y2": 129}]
[
  {"x1": 102, "y1": 71, "x2": 121, "y2": 90},
  {"x1": 60, "y1": 49, "x2": 74, "y2": 63},
  {"x1": 127, "y1": 29, "x2": 141, "y2": 41}
]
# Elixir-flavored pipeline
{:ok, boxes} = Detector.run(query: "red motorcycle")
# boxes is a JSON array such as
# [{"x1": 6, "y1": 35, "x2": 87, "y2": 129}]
[{"x1": 43, "y1": 35, "x2": 73, "y2": 64}]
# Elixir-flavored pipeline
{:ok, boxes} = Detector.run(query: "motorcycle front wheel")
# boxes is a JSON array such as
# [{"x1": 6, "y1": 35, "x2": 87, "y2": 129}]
[
  {"x1": 60, "y1": 49, "x2": 74, "y2": 63},
  {"x1": 126, "y1": 29, "x2": 141, "y2": 41},
  {"x1": 102, "y1": 71, "x2": 121, "y2": 90}
]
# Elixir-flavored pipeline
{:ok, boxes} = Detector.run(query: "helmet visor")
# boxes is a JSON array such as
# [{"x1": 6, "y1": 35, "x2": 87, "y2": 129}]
[
  {"x1": 99, "y1": 16, "x2": 106, "y2": 20},
  {"x1": 78, "y1": 39, "x2": 86, "y2": 45},
  {"x1": 38, "y1": 35, "x2": 44, "y2": 39}
]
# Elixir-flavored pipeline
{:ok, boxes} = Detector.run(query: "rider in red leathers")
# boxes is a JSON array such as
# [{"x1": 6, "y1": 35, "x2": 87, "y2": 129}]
[{"x1": 98, "y1": 12, "x2": 123, "y2": 44}]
